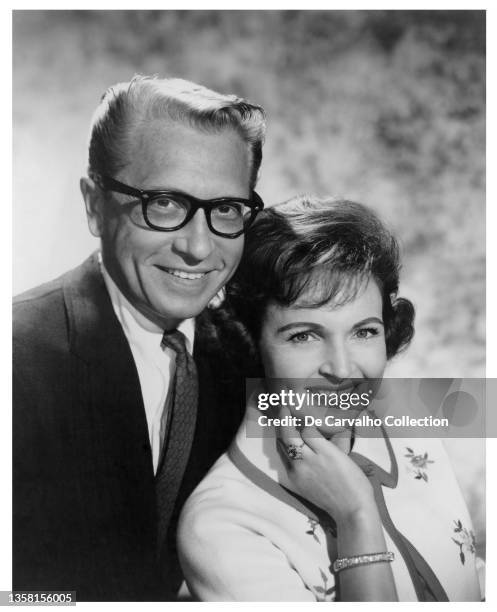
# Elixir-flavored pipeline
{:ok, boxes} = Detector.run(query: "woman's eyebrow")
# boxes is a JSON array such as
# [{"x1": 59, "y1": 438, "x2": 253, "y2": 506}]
[
  {"x1": 276, "y1": 322, "x2": 322, "y2": 333},
  {"x1": 352, "y1": 317, "x2": 384, "y2": 328}
]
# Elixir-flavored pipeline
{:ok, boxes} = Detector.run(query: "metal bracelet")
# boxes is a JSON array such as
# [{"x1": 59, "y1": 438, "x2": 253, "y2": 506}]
[{"x1": 332, "y1": 551, "x2": 395, "y2": 573}]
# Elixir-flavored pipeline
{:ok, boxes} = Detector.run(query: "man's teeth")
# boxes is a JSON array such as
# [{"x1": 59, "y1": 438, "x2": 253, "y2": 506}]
[{"x1": 165, "y1": 268, "x2": 206, "y2": 280}]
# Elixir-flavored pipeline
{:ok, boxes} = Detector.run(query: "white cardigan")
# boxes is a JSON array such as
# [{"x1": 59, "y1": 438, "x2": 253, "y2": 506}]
[{"x1": 178, "y1": 406, "x2": 483, "y2": 601}]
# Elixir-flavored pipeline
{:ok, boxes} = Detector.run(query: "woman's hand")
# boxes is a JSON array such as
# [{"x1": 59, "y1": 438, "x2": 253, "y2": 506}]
[
  {"x1": 276, "y1": 405, "x2": 398, "y2": 601},
  {"x1": 276, "y1": 405, "x2": 376, "y2": 522}
]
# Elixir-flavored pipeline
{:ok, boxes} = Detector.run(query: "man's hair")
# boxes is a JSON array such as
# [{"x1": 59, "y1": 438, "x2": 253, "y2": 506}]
[
  {"x1": 226, "y1": 195, "x2": 415, "y2": 359},
  {"x1": 87, "y1": 75, "x2": 266, "y2": 189}
]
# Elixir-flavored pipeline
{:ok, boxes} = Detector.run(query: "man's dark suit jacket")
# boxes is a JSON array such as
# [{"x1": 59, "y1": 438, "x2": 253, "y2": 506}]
[{"x1": 13, "y1": 254, "x2": 247, "y2": 601}]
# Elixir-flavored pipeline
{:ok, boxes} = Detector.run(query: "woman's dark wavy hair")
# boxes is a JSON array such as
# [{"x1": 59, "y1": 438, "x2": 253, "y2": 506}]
[{"x1": 220, "y1": 195, "x2": 414, "y2": 364}]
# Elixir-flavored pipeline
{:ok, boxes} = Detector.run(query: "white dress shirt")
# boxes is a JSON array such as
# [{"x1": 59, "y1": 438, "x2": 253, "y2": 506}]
[{"x1": 99, "y1": 256, "x2": 195, "y2": 474}]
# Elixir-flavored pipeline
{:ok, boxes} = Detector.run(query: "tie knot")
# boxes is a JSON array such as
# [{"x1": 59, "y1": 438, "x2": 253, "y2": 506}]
[{"x1": 161, "y1": 329, "x2": 188, "y2": 355}]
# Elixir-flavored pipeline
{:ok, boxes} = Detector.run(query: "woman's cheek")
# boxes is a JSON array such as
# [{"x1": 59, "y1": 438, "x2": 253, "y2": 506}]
[{"x1": 270, "y1": 349, "x2": 311, "y2": 379}]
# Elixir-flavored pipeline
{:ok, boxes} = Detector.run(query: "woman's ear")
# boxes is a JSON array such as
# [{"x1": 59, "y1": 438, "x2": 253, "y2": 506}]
[{"x1": 80, "y1": 176, "x2": 105, "y2": 237}]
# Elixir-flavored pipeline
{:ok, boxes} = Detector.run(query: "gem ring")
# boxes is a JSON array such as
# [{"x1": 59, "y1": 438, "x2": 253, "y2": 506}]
[{"x1": 284, "y1": 441, "x2": 305, "y2": 461}]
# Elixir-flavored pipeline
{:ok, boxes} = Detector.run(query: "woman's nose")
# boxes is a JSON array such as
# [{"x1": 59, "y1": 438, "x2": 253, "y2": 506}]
[
  {"x1": 318, "y1": 341, "x2": 353, "y2": 380},
  {"x1": 172, "y1": 209, "x2": 215, "y2": 262}
]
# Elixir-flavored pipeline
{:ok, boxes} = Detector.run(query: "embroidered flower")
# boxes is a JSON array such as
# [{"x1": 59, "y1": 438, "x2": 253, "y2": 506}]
[
  {"x1": 451, "y1": 519, "x2": 476, "y2": 565},
  {"x1": 312, "y1": 568, "x2": 336, "y2": 602},
  {"x1": 306, "y1": 517, "x2": 320, "y2": 543},
  {"x1": 404, "y1": 447, "x2": 434, "y2": 481},
  {"x1": 305, "y1": 516, "x2": 337, "y2": 542}
]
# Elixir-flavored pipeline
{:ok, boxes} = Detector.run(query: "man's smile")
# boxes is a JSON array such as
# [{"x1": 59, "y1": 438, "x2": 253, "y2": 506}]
[
  {"x1": 162, "y1": 267, "x2": 209, "y2": 280},
  {"x1": 152, "y1": 263, "x2": 217, "y2": 281}
]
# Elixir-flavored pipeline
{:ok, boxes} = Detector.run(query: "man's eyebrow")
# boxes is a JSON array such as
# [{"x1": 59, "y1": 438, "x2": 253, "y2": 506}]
[
  {"x1": 352, "y1": 317, "x2": 384, "y2": 328},
  {"x1": 143, "y1": 186, "x2": 229, "y2": 199},
  {"x1": 276, "y1": 322, "x2": 322, "y2": 333}
]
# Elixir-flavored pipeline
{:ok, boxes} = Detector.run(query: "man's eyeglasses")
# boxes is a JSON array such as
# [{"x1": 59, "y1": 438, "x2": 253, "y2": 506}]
[{"x1": 94, "y1": 174, "x2": 264, "y2": 239}]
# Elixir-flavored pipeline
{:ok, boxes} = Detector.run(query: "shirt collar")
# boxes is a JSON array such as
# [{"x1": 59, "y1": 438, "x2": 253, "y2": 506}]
[{"x1": 98, "y1": 252, "x2": 195, "y2": 354}]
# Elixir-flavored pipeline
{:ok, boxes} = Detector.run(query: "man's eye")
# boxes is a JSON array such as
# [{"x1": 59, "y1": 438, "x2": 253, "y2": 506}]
[
  {"x1": 147, "y1": 197, "x2": 188, "y2": 221},
  {"x1": 214, "y1": 203, "x2": 242, "y2": 218},
  {"x1": 151, "y1": 197, "x2": 184, "y2": 210}
]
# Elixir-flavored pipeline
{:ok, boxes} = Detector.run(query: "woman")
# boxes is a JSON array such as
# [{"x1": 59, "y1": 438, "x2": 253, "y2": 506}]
[{"x1": 178, "y1": 196, "x2": 482, "y2": 601}]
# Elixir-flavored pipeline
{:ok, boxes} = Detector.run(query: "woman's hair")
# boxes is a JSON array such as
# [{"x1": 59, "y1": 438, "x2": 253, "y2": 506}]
[
  {"x1": 87, "y1": 74, "x2": 266, "y2": 189},
  {"x1": 225, "y1": 195, "x2": 415, "y2": 360}
]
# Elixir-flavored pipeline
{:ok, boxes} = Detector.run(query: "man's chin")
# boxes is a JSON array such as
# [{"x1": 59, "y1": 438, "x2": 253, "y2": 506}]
[{"x1": 153, "y1": 299, "x2": 214, "y2": 327}]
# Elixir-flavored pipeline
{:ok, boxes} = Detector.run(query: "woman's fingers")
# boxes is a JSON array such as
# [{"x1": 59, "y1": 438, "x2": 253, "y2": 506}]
[
  {"x1": 276, "y1": 404, "x2": 303, "y2": 444},
  {"x1": 301, "y1": 426, "x2": 349, "y2": 456},
  {"x1": 276, "y1": 404, "x2": 308, "y2": 465}
]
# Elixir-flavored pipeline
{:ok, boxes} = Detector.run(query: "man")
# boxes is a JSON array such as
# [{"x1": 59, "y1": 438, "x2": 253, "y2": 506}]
[{"x1": 13, "y1": 75, "x2": 266, "y2": 601}]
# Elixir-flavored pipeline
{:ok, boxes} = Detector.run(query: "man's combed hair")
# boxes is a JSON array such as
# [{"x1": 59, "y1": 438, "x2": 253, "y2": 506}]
[
  {"x1": 88, "y1": 74, "x2": 266, "y2": 189},
  {"x1": 225, "y1": 195, "x2": 415, "y2": 360}
]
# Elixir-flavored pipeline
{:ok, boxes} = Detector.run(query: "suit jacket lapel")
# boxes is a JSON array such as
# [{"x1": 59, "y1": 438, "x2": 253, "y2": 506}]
[{"x1": 62, "y1": 254, "x2": 155, "y2": 508}]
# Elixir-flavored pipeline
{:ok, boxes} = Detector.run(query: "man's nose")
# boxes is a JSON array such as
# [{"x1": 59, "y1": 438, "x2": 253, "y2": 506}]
[
  {"x1": 172, "y1": 209, "x2": 215, "y2": 262},
  {"x1": 318, "y1": 341, "x2": 352, "y2": 381}
]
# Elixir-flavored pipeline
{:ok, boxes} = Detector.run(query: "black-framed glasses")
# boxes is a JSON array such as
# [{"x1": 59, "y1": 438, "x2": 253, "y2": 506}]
[{"x1": 94, "y1": 174, "x2": 264, "y2": 239}]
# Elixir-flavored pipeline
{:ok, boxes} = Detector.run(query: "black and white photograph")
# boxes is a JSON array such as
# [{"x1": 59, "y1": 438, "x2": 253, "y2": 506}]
[{"x1": 11, "y1": 8, "x2": 487, "y2": 603}]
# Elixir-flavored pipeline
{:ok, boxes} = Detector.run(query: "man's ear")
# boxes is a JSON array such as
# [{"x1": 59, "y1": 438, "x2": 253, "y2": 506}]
[{"x1": 80, "y1": 176, "x2": 105, "y2": 238}]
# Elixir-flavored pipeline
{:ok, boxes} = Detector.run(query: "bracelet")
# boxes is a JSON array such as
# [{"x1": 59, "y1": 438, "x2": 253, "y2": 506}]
[{"x1": 333, "y1": 551, "x2": 394, "y2": 573}]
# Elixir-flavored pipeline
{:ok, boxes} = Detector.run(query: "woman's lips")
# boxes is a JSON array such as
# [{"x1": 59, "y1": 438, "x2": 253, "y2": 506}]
[{"x1": 306, "y1": 385, "x2": 356, "y2": 394}]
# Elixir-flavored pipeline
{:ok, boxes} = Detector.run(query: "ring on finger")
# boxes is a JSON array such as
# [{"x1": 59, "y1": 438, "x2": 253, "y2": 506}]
[{"x1": 284, "y1": 441, "x2": 305, "y2": 461}]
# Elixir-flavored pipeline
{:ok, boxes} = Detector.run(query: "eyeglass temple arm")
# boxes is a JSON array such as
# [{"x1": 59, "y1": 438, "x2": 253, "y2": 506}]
[
  {"x1": 93, "y1": 174, "x2": 144, "y2": 199},
  {"x1": 93, "y1": 172, "x2": 264, "y2": 211}
]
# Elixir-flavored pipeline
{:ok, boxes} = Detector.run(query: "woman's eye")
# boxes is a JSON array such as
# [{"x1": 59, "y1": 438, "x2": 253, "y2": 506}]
[
  {"x1": 354, "y1": 327, "x2": 380, "y2": 340},
  {"x1": 288, "y1": 331, "x2": 314, "y2": 343}
]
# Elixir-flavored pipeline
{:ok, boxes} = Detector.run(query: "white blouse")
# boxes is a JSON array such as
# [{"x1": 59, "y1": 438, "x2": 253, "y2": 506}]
[{"x1": 178, "y1": 405, "x2": 483, "y2": 601}]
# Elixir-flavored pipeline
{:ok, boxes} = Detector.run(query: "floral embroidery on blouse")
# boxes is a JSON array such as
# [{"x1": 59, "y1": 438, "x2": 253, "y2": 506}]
[
  {"x1": 306, "y1": 517, "x2": 320, "y2": 543},
  {"x1": 404, "y1": 447, "x2": 434, "y2": 481},
  {"x1": 452, "y1": 519, "x2": 476, "y2": 565},
  {"x1": 305, "y1": 516, "x2": 337, "y2": 543},
  {"x1": 312, "y1": 568, "x2": 336, "y2": 602}
]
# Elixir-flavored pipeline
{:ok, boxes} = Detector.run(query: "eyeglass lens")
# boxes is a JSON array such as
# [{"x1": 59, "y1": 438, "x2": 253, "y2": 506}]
[{"x1": 146, "y1": 195, "x2": 252, "y2": 233}]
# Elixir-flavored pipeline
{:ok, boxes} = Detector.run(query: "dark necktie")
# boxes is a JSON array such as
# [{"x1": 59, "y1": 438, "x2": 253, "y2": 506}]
[{"x1": 155, "y1": 329, "x2": 198, "y2": 557}]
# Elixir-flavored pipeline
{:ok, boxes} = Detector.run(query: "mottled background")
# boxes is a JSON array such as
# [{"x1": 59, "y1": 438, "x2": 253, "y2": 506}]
[{"x1": 12, "y1": 10, "x2": 485, "y2": 561}]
